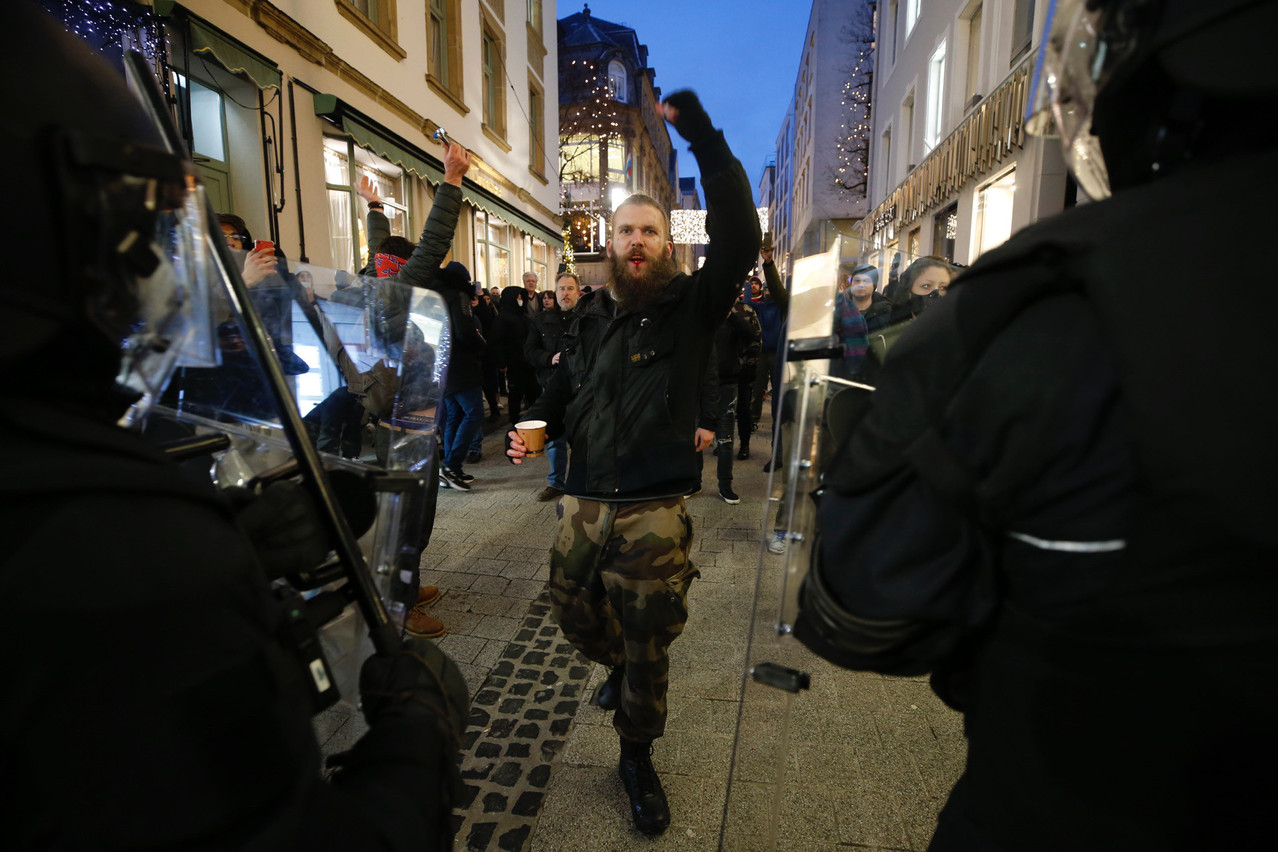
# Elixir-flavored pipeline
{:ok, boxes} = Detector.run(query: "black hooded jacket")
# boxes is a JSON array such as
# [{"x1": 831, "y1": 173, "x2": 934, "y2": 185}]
[
  {"x1": 0, "y1": 402, "x2": 457, "y2": 849},
  {"x1": 489, "y1": 288, "x2": 536, "y2": 386},
  {"x1": 714, "y1": 301, "x2": 762, "y2": 384},
  {"x1": 435, "y1": 262, "x2": 484, "y2": 395},
  {"x1": 797, "y1": 146, "x2": 1278, "y2": 850},
  {"x1": 524, "y1": 304, "x2": 574, "y2": 388},
  {"x1": 526, "y1": 130, "x2": 760, "y2": 498}
]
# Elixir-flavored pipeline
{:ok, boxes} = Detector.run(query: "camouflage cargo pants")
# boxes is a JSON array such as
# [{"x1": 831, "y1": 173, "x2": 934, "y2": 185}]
[{"x1": 549, "y1": 494, "x2": 699, "y2": 741}]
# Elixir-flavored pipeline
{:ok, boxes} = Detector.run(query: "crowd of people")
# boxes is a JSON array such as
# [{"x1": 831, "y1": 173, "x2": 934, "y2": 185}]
[{"x1": 9, "y1": 0, "x2": 1277, "y2": 849}]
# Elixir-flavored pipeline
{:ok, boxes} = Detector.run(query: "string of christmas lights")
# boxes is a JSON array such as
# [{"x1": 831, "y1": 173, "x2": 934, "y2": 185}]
[
  {"x1": 559, "y1": 57, "x2": 624, "y2": 254},
  {"x1": 834, "y1": 43, "x2": 873, "y2": 197},
  {"x1": 562, "y1": 223, "x2": 576, "y2": 274},
  {"x1": 44, "y1": 0, "x2": 163, "y2": 64}
]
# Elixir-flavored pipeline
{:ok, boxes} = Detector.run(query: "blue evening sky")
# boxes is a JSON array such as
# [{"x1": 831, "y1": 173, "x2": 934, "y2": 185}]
[{"x1": 564, "y1": 0, "x2": 820, "y2": 204}]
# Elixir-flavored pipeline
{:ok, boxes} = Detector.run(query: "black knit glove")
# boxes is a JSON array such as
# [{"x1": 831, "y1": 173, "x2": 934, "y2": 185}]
[
  {"x1": 227, "y1": 480, "x2": 331, "y2": 580},
  {"x1": 359, "y1": 637, "x2": 468, "y2": 743},
  {"x1": 662, "y1": 89, "x2": 716, "y2": 147}
]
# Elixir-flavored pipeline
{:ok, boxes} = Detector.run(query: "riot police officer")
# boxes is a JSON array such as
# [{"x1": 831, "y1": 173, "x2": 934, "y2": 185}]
[
  {"x1": 797, "y1": 1, "x2": 1278, "y2": 848},
  {"x1": 0, "y1": 5, "x2": 466, "y2": 848}
]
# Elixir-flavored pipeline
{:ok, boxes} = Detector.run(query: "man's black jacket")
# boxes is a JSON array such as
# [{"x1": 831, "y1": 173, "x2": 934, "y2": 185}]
[
  {"x1": 527, "y1": 130, "x2": 759, "y2": 499},
  {"x1": 524, "y1": 306, "x2": 573, "y2": 389},
  {"x1": 714, "y1": 301, "x2": 762, "y2": 384}
]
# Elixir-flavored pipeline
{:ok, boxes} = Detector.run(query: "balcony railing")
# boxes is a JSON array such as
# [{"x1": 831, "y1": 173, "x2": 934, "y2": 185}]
[{"x1": 866, "y1": 53, "x2": 1034, "y2": 238}]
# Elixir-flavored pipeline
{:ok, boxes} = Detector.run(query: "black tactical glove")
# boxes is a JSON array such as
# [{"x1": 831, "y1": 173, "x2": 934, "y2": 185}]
[
  {"x1": 662, "y1": 89, "x2": 716, "y2": 147},
  {"x1": 359, "y1": 637, "x2": 468, "y2": 744},
  {"x1": 228, "y1": 479, "x2": 331, "y2": 579}
]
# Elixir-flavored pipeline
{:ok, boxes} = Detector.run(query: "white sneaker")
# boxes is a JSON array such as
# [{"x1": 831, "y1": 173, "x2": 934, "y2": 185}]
[{"x1": 767, "y1": 530, "x2": 788, "y2": 554}]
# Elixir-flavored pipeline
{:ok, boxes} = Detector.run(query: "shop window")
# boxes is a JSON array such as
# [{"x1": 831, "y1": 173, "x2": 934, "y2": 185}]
[
  {"x1": 568, "y1": 212, "x2": 597, "y2": 254},
  {"x1": 932, "y1": 202, "x2": 958, "y2": 262},
  {"x1": 974, "y1": 168, "x2": 1016, "y2": 258},
  {"x1": 526, "y1": 235, "x2": 549, "y2": 286},
  {"x1": 559, "y1": 134, "x2": 601, "y2": 184},
  {"x1": 324, "y1": 136, "x2": 410, "y2": 273},
  {"x1": 475, "y1": 210, "x2": 511, "y2": 291},
  {"x1": 606, "y1": 138, "x2": 627, "y2": 187}
]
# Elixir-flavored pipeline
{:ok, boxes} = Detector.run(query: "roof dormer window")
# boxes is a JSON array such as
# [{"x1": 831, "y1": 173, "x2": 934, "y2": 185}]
[{"x1": 607, "y1": 60, "x2": 627, "y2": 103}]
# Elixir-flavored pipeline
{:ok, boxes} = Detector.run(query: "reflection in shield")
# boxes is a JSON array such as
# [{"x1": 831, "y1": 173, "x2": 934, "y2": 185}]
[
  {"x1": 151, "y1": 241, "x2": 452, "y2": 710},
  {"x1": 727, "y1": 235, "x2": 962, "y2": 845}
]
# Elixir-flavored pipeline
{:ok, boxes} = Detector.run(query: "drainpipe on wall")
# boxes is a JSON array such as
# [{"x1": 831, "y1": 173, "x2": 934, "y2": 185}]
[{"x1": 288, "y1": 80, "x2": 307, "y2": 262}]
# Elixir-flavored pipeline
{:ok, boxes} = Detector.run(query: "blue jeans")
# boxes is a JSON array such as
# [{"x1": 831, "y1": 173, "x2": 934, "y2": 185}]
[
  {"x1": 546, "y1": 434, "x2": 568, "y2": 490},
  {"x1": 440, "y1": 386, "x2": 483, "y2": 471}
]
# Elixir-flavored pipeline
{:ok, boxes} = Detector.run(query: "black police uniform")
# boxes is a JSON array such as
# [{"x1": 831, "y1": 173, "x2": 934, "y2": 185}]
[
  {"x1": 0, "y1": 401, "x2": 457, "y2": 850},
  {"x1": 797, "y1": 145, "x2": 1278, "y2": 850}
]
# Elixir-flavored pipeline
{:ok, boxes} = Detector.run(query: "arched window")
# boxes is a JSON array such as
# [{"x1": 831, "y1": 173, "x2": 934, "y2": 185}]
[{"x1": 607, "y1": 60, "x2": 627, "y2": 103}]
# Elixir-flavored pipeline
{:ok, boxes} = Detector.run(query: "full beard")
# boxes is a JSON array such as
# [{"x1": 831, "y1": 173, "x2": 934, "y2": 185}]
[{"x1": 608, "y1": 246, "x2": 679, "y2": 312}]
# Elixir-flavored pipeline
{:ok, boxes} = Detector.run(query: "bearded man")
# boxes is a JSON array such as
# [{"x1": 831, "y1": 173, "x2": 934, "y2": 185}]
[{"x1": 507, "y1": 90, "x2": 759, "y2": 836}]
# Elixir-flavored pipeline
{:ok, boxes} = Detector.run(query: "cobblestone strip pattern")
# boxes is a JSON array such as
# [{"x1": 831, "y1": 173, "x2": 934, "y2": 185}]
[{"x1": 451, "y1": 591, "x2": 596, "y2": 852}]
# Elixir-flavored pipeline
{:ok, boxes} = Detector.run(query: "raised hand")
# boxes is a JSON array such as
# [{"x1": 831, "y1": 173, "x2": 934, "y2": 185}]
[
  {"x1": 443, "y1": 141, "x2": 472, "y2": 186},
  {"x1": 356, "y1": 174, "x2": 382, "y2": 204}
]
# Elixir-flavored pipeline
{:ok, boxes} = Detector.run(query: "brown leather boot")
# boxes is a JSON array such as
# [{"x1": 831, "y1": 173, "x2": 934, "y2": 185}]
[
  {"x1": 416, "y1": 584, "x2": 442, "y2": 606},
  {"x1": 405, "y1": 604, "x2": 445, "y2": 638}
]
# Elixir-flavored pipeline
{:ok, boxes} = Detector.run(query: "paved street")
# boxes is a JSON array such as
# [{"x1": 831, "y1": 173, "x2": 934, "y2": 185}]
[{"x1": 317, "y1": 412, "x2": 966, "y2": 851}]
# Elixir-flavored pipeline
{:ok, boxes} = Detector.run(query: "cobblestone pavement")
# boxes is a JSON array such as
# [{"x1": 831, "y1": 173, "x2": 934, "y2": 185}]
[{"x1": 316, "y1": 414, "x2": 967, "y2": 851}]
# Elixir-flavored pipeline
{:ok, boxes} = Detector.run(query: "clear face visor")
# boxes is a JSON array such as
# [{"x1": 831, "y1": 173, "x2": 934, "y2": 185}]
[
  {"x1": 109, "y1": 176, "x2": 218, "y2": 426},
  {"x1": 1025, "y1": 0, "x2": 1113, "y2": 200}
]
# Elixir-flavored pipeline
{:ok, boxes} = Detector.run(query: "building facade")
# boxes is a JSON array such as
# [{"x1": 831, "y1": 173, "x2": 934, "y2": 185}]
[
  {"x1": 73, "y1": 0, "x2": 564, "y2": 291},
  {"x1": 556, "y1": 4, "x2": 678, "y2": 286},
  {"x1": 863, "y1": 0, "x2": 1072, "y2": 267},
  {"x1": 764, "y1": 0, "x2": 875, "y2": 278}
]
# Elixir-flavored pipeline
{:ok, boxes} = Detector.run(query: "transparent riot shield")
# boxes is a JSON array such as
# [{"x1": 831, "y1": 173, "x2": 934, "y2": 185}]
[
  {"x1": 727, "y1": 234, "x2": 942, "y2": 846},
  {"x1": 123, "y1": 47, "x2": 449, "y2": 715},
  {"x1": 152, "y1": 257, "x2": 450, "y2": 709}
]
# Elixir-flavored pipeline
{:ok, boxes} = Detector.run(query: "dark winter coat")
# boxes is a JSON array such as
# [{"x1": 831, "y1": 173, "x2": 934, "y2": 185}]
[
  {"x1": 436, "y1": 262, "x2": 485, "y2": 395},
  {"x1": 527, "y1": 130, "x2": 760, "y2": 498},
  {"x1": 747, "y1": 258, "x2": 790, "y2": 352},
  {"x1": 714, "y1": 301, "x2": 762, "y2": 384},
  {"x1": 524, "y1": 305, "x2": 574, "y2": 388},
  {"x1": 860, "y1": 292, "x2": 891, "y2": 333},
  {"x1": 797, "y1": 146, "x2": 1278, "y2": 850},
  {"x1": 0, "y1": 403, "x2": 457, "y2": 849},
  {"x1": 489, "y1": 288, "x2": 536, "y2": 385}
]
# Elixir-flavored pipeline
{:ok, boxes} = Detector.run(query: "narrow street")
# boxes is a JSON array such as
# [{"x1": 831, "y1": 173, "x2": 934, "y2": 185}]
[{"x1": 317, "y1": 414, "x2": 966, "y2": 851}]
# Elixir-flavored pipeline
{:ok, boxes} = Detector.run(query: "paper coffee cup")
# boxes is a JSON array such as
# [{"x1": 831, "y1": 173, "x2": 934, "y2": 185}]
[{"x1": 515, "y1": 420, "x2": 547, "y2": 456}]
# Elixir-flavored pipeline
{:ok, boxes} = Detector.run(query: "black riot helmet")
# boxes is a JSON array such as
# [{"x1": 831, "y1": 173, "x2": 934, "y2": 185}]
[
  {"x1": 2, "y1": 2, "x2": 207, "y2": 420},
  {"x1": 1026, "y1": 0, "x2": 1278, "y2": 198}
]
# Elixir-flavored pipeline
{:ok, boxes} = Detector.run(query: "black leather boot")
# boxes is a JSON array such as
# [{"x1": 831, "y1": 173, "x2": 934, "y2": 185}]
[
  {"x1": 618, "y1": 738, "x2": 670, "y2": 836},
  {"x1": 595, "y1": 664, "x2": 624, "y2": 710}
]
